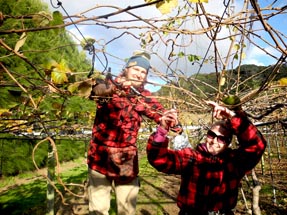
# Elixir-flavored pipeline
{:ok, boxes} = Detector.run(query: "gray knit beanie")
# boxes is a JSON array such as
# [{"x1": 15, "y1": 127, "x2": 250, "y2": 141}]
[{"x1": 125, "y1": 55, "x2": 151, "y2": 71}]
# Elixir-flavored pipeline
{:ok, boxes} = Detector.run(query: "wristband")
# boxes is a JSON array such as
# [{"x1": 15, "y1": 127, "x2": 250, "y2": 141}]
[{"x1": 154, "y1": 126, "x2": 168, "y2": 142}]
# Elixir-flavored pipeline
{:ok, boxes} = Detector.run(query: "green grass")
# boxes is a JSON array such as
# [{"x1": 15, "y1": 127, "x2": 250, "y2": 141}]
[
  {"x1": 1, "y1": 154, "x2": 172, "y2": 215},
  {"x1": 0, "y1": 179, "x2": 47, "y2": 215},
  {"x1": 260, "y1": 183, "x2": 287, "y2": 206},
  {"x1": 0, "y1": 154, "x2": 154, "y2": 215},
  {"x1": 0, "y1": 157, "x2": 87, "y2": 215}
]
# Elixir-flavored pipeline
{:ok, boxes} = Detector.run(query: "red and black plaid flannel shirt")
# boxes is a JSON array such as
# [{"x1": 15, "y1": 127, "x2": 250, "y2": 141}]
[
  {"x1": 88, "y1": 88, "x2": 164, "y2": 183},
  {"x1": 147, "y1": 113, "x2": 266, "y2": 213}
]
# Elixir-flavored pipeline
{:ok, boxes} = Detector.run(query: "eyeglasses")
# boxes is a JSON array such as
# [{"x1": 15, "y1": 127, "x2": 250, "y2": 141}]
[{"x1": 206, "y1": 130, "x2": 230, "y2": 145}]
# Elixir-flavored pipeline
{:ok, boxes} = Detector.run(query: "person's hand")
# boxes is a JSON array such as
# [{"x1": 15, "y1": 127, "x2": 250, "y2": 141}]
[
  {"x1": 89, "y1": 83, "x2": 115, "y2": 99},
  {"x1": 206, "y1": 101, "x2": 236, "y2": 119},
  {"x1": 159, "y1": 109, "x2": 178, "y2": 130},
  {"x1": 115, "y1": 76, "x2": 132, "y2": 89}
]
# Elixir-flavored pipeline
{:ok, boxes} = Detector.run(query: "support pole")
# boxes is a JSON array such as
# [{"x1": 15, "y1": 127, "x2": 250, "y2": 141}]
[{"x1": 46, "y1": 141, "x2": 55, "y2": 215}]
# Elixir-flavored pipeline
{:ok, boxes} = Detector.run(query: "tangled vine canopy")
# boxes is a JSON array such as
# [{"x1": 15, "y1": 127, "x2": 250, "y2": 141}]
[{"x1": 1, "y1": 0, "x2": 287, "y2": 133}]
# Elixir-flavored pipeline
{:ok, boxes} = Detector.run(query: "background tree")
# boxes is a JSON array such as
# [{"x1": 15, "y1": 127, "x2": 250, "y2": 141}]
[{"x1": 0, "y1": 0, "x2": 95, "y2": 135}]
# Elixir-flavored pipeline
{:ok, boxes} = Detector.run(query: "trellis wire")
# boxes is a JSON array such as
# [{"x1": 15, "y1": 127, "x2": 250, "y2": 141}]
[
  {"x1": 260, "y1": 155, "x2": 265, "y2": 176},
  {"x1": 50, "y1": 0, "x2": 108, "y2": 77},
  {"x1": 266, "y1": 127, "x2": 277, "y2": 205},
  {"x1": 274, "y1": 123, "x2": 281, "y2": 161}
]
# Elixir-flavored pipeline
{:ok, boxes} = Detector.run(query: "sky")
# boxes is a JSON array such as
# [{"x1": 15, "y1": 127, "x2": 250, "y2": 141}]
[{"x1": 41, "y1": 0, "x2": 287, "y2": 91}]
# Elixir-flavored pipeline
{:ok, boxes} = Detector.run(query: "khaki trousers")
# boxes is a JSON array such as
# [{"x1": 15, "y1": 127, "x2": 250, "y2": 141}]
[{"x1": 88, "y1": 168, "x2": 139, "y2": 215}]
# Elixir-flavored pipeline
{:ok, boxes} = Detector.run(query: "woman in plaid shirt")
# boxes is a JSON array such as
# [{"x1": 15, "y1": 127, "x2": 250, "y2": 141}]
[
  {"x1": 147, "y1": 101, "x2": 267, "y2": 215},
  {"x1": 87, "y1": 52, "x2": 182, "y2": 215}
]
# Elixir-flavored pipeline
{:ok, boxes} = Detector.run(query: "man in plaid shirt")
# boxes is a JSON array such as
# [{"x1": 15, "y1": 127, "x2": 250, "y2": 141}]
[
  {"x1": 87, "y1": 52, "x2": 181, "y2": 215},
  {"x1": 147, "y1": 101, "x2": 267, "y2": 215}
]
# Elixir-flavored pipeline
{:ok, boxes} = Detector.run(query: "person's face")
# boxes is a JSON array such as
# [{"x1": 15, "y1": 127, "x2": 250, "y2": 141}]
[
  {"x1": 206, "y1": 125, "x2": 230, "y2": 156},
  {"x1": 124, "y1": 66, "x2": 148, "y2": 88}
]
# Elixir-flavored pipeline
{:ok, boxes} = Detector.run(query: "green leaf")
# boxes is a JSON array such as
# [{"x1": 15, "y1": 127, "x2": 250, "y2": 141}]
[
  {"x1": 52, "y1": 11, "x2": 64, "y2": 25},
  {"x1": 234, "y1": 53, "x2": 238, "y2": 60},
  {"x1": 222, "y1": 95, "x2": 241, "y2": 111},
  {"x1": 187, "y1": 54, "x2": 201, "y2": 62},
  {"x1": 178, "y1": 51, "x2": 185, "y2": 58},
  {"x1": 50, "y1": 11, "x2": 64, "y2": 34},
  {"x1": 81, "y1": 38, "x2": 96, "y2": 50}
]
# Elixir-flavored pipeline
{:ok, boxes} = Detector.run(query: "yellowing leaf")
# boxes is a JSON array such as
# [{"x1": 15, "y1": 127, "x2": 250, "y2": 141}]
[
  {"x1": 52, "y1": 102, "x2": 63, "y2": 109},
  {"x1": 188, "y1": 0, "x2": 208, "y2": 3},
  {"x1": 67, "y1": 82, "x2": 80, "y2": 93},
  {"x1": 27, "y1": 128, "x2": 33, "y2": 133},
  {"x1": 0, "y1": 109, "x2": 11, "y2": 116},
  {"x1": 50, "y1": 59, "x2": 71, "y2": 84},
  {"x1": 67, "y1": 79, "x2": 94, "y2": 97},
  {"x1": 78, "y1": 81, "x2": 93, "y2": 98},
  {"x1": 51, "y1": 71, "x2": 68, "y2": 84},
  {"x1": 32, "y1": 11, "x2": 52, "y2": 27},
  {"x1": 44, "y1": 59, "x2": 58, "y2": 70},
  {"x1": 156, "y1": 0, "x2": 178, "y2": 14},
  {"x1": 233, "y1": 44, "x2": 240, "y2": 51},
  {"x1": 145, "y1": 32, "x2": 153, "y2": 44},
  {"x1": 14, "y1": 32, "x2": 27, "y2": 52},
  {"x1": 229, "y1": 36, "x2": 235, "y2": 41},
  {"x1": 219, "y1": 77, "x2": 226, "y2": 86},
  {"x1": 133, "y1": 50, "x2": 151, "y2": 60},
  {"x1": 48, "y1": 84, "x2": 58, "y2": 93},
  {"x1": 279, "y1": 77, "x2": 287, "y2": 86}
]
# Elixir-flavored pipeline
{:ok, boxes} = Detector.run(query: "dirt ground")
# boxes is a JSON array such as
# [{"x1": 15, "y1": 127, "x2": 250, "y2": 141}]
[
  {"x1": 1, "y1": 138, "x2": 286, "y2": 215},
  {"x1": 54, "y1": 171, "x2": 287, "y2": 215},
  {"x1": 1, "y1": 156, "x2": 286, "y2": 215},
  {"x1": 55, "y1": 154, "x2": 287, "y2": 215}
]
